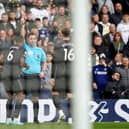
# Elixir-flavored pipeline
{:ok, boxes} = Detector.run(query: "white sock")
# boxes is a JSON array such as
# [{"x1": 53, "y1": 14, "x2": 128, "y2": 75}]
[
  {"x1": 59, "y1": 110, "x2": 65, "y2": 118},
  {"x1": 13, "y1": 117, "x2": 19, "y2": 122},
  {"x1": 6, "y1": 118, "x2": 12, "y2": 121},
  {"x1": 68, "y1": 117, "x2": 72, "y2": 124}
]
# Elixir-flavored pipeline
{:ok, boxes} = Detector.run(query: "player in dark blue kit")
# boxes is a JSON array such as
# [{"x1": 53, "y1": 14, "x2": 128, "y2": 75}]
[
  {"x1": 52, "y1": 28, "x2": 74, "y2": 122},
  {"x1": 5, "y1": 36, "x2": 26, "y2": 125}
]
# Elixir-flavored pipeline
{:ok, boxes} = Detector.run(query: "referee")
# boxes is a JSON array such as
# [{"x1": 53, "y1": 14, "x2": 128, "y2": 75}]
[{"x1": 22, "y1": 33, "x2": 46, "y2": 123}]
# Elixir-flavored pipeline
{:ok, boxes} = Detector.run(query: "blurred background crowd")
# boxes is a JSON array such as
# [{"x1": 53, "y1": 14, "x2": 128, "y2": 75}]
[{"x1": 90, "y1": 0, "x2": 129, "y2": 99}]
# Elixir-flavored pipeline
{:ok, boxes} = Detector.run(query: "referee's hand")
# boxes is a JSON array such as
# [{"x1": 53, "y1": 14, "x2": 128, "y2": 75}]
[{"x1": 39, "y1": 71, "x2": 44, "y2": 78}]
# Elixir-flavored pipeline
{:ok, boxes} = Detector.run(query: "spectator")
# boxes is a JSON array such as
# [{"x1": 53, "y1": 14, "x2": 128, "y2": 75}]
[
  {"x1": 54, "y1": 5, "x2": 70, "y2": 29},
  {"x1": 90, "y1": 46, "x2": 99, "y2": 66},
  {"x1": 64, "y1": 19, "x2": 73, "y2": 33},
  {"x1": 116, "y1": 0, "x2": 129, "y2": 13},
  {"x1": 115, "y1": 56, "x2": 129, "y2": 95},
  {"x1": 90, "y1": 1, "x2": 96, "y2": 16},
  {"x1": 47, "y1": 41, "x2": 55, "y2": 54},
  {"x1": 30, "y1": 0, "x2": 49, "y2": 21},
  {"x1": 40, "y1": 17, "x2": 50, "y2": 39},
  {"x1": 103, "y1": 24, "x2": 116, "y2": 47},
  {"x1": 6, "y1": 28, "x2": 14, "y2": 43},
  {"x1": 99, "y1": 14, "x2": 111, "y2": 35},
  {"x1": 0, "y1": 13, "x2": 13, "y2": 32},
  {"x1": 92, "y1": 13, "x2": 103, "y2": 35},
  {"x1": 53, "y1": 29, "x2": 63, "y2": 44},
  {"x1": 110, "y1": 32, "x2": 124, "y2": 56},
  {"x1": 0, "y1": 3, "x2": 5, "y2": 20},
  {"x1": 117, "y1": 12, "x2": 129, "y2": 44},
  {"x1": 25, "y1": 11, "x2": 34, "y2": 33},
  {"x1": 123, "y1": 40, "x2": 129, "y2": 58},
  {"x1": 48, "y1": 6, "x2": 57, "y2": 25},
  {"x1": 34, "y1": 17, "x2": 50, "y2": 41},
  {"x1": 92, "y1": 53, "x2": 111, "y2": 99},
  {"x1": 49, "y1": 20, "x2": 59, "y2": 41},
  {"x1": 93, "y1": 35, "x2": 109, "y2": 60},
  {"x1": 99, "y1": 5, "x2": 111, "y2": 21},
  {"x1": 34, "y1": 18, "x2": 43, "y2": 31},
  {"x1": 0, "y1": 29, "x2": 12, "y2": 52},
  {"x1": 104, "y1": 72, "x2": 121, "y2": 99},
  {"x1": 109, "y1": 52, "x2": 122, "y2": 70},
  {"x1": 8, "y1": 11, "x2": 22, "y2": 35},
  {"x1": 41, "y1": 52, "x2": 54, "y2": 91},
  {"x1": 54, "y1": 0, "x2": 69, "y2": 8},
  {"x1": 97, "y1": 0, "x2": 114, "y2": 14},
  {"x1": 37, "y1": 36, "x2": 49, "y2": 52},
  {"x1": 19, "y1": 4, "x2": 27, "y2": 20},
  {"x1": 90, "y1": 0, "x2": 98, "y2": 14},
  {"x1": 90, "y1": 22, "x2": 100, "y2": 42},
  {"x1": 30, "y1": 26, "x2": 40, "y2": 40},
  {"x1": 110, "y1": 2, "x2": 123, "y2": 26}
]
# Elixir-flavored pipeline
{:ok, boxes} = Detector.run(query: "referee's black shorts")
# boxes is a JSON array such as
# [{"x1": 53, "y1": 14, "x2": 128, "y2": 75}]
[{"x1": 23, "y1": 74, "x2": 40, "y2": 97}]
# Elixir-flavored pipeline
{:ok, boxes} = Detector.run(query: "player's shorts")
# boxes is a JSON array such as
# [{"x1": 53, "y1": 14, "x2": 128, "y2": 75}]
[
  {"x1": 23, "y1": 74, "x2": 40, "y2": 97},
  {"x1": 3, "y1": 77, "x2": 24, "y2": 93},
  {"x1": 54, "y1": 76, "x2": 71, "y2": 91},
  {"x1": 0, "y1": 64, "x2": 11, "y2": 80},
  {"x1": 54, "y1": 76, "x2": 66, "y2": 91},
  {"x1": 12, "y1": 78, "x2": 24, "y2": 92},
  {"x1": 0, "y1": 64, "x2": 17, "y2": 93}
]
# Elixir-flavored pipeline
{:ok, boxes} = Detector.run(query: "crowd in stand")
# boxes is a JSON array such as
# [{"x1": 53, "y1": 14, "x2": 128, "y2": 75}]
[{"x1": 90, "y1": 0, "x2": 129, "y2": 99}]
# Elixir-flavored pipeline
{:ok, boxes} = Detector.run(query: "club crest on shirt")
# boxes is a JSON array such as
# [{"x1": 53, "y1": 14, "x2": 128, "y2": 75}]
[{"x1": 37, "y1": 54, "x2": 40, "y2": 59}]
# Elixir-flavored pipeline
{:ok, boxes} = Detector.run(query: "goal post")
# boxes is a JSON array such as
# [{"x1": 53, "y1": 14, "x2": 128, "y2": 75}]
[{"x1": 72, "y1": 0, "x2": 92, "y2": 129}]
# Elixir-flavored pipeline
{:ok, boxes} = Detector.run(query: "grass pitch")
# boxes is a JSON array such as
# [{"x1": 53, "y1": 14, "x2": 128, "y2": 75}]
[
  {"x1": 93, "y1": 122, "x2": 129, "y2": 129},
  {"x1": 0, "y1": 123, "x2": 72, "y2": 129},
  {"x1": 0, "y1": 122, "x2": 129, "y2": 129}
]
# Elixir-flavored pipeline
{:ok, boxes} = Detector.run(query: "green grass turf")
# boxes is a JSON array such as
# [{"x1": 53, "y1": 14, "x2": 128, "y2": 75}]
[
  {"x1": 93, "y1": 122, "x2": 129, "y2": 129},
  {"x1": 1, "y1": 122, "x2": 129, "y2": 129},
  {"x1": 0, "y1": 123, "x2": 72, "y2": 129}
]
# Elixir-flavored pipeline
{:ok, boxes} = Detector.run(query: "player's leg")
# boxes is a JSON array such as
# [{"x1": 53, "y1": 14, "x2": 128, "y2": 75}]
[
  {"x1": 2, "y1": 65, "x2": 13, "y2": 124},
  {"x1": 65, "y1": 76, "x2": 73, "y2": 123},
  {"x1": 0, "y1": 81, "x2": 8, "y2": 98},
  {"x1": 24, "y1": 75, "x2": 40, "y2": 123},
  {"x1": 31, "y1": 76, "x2": 41, "y2": 123},
  {"x1": 3, "y1": 78, "x2": 13, "y2": 124},
  {"x1": 11, "y1": 78, "x2": 25, "y2": 125},
  {"x1": 6, "y1": 92, "x2": 13, "y2": 124},
  {"x1": 52, "y1": 77, "x2": 66, "y2": 121},
  {"x1": 67, "y1": 97, "x2": 72, "y2": 124},
  {"x1": 32, "y1": 96, "x2": 39, "y2": 123}
]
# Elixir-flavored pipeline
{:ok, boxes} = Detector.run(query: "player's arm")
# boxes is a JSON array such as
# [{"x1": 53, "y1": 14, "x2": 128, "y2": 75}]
[
  {"x1": 0, "y1": 53, "x2": 4, "y2": 65},
  {"x1": 0, "y1": 53, "x2": 4, "y2": 70},
  {"x1": 20, "y1": 57, "x2": 29, "y2": 69},
  {"x1": 39, "y1": 62, "x2": 47, "y2": 78},
  {"x1": 39, "y1": 48, "x2": 47, "y2": 78}
]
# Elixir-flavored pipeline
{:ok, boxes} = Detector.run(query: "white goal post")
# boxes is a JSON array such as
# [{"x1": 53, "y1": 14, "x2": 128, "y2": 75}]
[{"x1": 72, "y1": 0, "x2": 92, "y2": 129}]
